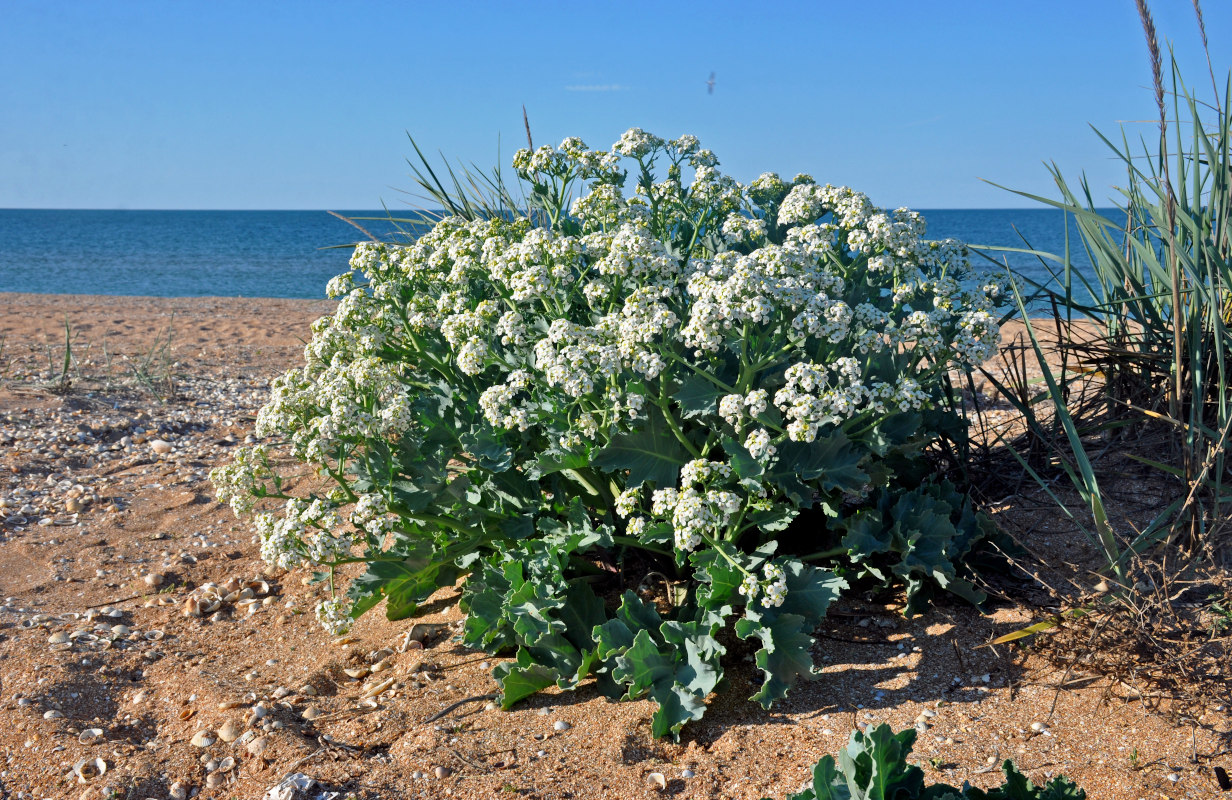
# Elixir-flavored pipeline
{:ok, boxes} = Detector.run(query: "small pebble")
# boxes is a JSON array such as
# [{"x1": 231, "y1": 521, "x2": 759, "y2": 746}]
[
  {"x1": 433, "y1": 765, "x2": 451, "y2": 779},
  {"x1": 553, "y1": 720, "x2": 571, "y2": 732}
]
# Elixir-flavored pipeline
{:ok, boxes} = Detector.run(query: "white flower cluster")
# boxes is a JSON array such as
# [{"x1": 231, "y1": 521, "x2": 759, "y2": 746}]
[
  {"x1": 351, "y1": 492, "x2": 395, "y2": 537},
  {"x1": 648, "y1": 459, "x2": 743, "y2": 553},
  {"x1": 316, "y1": 597, "x2": 353, "y2": 636},
  {"x1": 208, "y1": 445, "x2": 270, "y2": 515},
  {"x1": 738, "y1": 562, "x2": 788, "y2": 608},
  {"x1": 254, "y1": 497, "x2": 350, "y2": 570},
  {"x1": 721, "y1": 213, "x2": 767, "y2": 245}
]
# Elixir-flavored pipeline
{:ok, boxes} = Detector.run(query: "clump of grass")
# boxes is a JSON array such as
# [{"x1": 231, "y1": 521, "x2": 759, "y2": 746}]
[
  {"x1": 46, "y1": 315, "x2": 76, "y2": 395},
  {"x1": 124, "y1": 319, "x2": 179, "y2": 401},
  {"x1": 991, "y1": 0, "x2": 1232, "y2": 575}
]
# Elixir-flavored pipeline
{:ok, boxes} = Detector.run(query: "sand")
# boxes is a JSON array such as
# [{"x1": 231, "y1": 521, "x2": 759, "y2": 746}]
[{"x1": 0, "y1": 293, "x2": 1227, "y2": 799}]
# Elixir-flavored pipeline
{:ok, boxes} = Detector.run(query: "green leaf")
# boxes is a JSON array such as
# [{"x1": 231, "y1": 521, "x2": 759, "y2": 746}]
[
  {"x1": 674, "y1": 374, "x2": 728, "y2": 418},
  {"x1": 723, "y1": 436, "x2": 766, "y2": 480},
  {"x1": 836, "y1": 724, "x2": 926, "y2": 800},
  {"x1": 460, "y1": 427, "x2": 513, "y2": 471},
  {"x1": 736, "y1": 612, "x2": 816, "y2": 707},
  {"x1": 746, "y1": 507, "x2": 799, "y2": 534},
  {"x1": 495, "y1": 649, "x2": 558, "y2": 708},
  {"x1": 592, "y1": 406, "x2": 690, "y2": 488},
  {"x1": 840, "y1": 509, "x2": 892, "y2": 564},
  {"x1": 762, "y1": 431, "x2": 867, "y2": 507},
  {"x1": 806, "y1": 756, "x2": 850, "y2": 800},
  {"x1": 558, "y1": 581, "x2": 607, "y2": 653},
  {"x1": 737, "y1": 562, "x2": 846, "y2": 707},
  {"x1": 866, "y1": 412, "x2": 922, "y2": 457},
  {"x1": 531, "y1": 447, "x2": 593, "y2": 479}
]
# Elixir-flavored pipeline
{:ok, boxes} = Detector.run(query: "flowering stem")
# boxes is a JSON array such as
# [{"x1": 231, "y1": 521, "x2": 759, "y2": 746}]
[
  {"x1": 701, "y1": 532, "x2": 756, "y2": 580},
  {"x1": 656, "y1": 380, "x2": 702, "y2": 458},
  {"x1": 663, "y1": 350, "x2": 738, "y2": 394},
  {"x1": 612, "y1": 534, "x2": 670, "y2": 557},
  {"x1": 800, "y1": 545, "x2": 848, "y2": 561}
]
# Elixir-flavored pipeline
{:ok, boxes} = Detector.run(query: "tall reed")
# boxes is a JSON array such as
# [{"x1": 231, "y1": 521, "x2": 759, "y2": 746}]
[{"x1": 997, "y1": 1, "x2": 1232, "y2": 567}]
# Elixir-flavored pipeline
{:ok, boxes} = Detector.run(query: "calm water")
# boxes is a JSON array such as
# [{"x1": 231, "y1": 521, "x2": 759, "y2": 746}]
[{"x1": 0, "y1": 208, "x2": 1114, "y2": 299}]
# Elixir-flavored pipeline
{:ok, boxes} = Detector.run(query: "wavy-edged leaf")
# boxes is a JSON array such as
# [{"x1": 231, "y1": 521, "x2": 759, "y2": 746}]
[
  {"x1": 674, "y1": 373, "x2": 728, "y2": 418},
  {"x1": 495, "y1": 650, "x2": 558, "y2": 708},
  {"x1": 592, "y1": 406, "x2": 689, "y2": 488}
]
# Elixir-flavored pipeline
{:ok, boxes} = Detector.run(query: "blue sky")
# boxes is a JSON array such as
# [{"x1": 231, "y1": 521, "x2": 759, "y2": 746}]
[{"x1": 2, "y1": 1, "x2": 1228, "y2": 210}]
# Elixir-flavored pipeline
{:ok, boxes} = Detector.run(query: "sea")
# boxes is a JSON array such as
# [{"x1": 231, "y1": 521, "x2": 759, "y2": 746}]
[{"x1": 0, "y1": 208, "x2": 1116, "y2": 300}]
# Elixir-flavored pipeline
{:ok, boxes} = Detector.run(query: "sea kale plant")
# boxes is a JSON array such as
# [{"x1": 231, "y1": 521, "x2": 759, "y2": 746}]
[{"x1": 211, "y1": 129, "x2": 1007, "y2": 737}]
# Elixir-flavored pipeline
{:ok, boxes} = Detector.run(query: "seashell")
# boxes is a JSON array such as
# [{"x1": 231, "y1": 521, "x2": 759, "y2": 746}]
[
  {"x1": 73, "y1": 757, "x2": 106, "y2": 783},
  {"x1": 110, "y1": 624, "x2": 130, "y2": 637},
  {"x1": 342, "y1": 666, "x2": 369, "y2": 680},
  {"x1": 50, "y1": 631, "x2": 72, "y2": 646},
  {"x1": 143, "y1": 629, "x2": 164, "y2": 641},
  {"x1": 333, "y1": 635, "x2": 357, "y2": 646},
  {"x1": 203, "y1": 599, "x2": 221, "y2": 614},
  {"x1": 301, "y1": 706, "x2": 323, "y2": 721},
  {"x1": 48, "y1": 642, "x2": 72, "y2": 652},
  {"x1": 106, "y1": 608, "x2": 123, "y2": 619},
  {"x1": 370, "y1": 659, "x2": 391, "y2": 674},
  {"x1": 190, "y1": 729, "x2": 216, "y2": 748},
  {"x1": 368, "y1": 647, "x2": 395, "y2": 663},
  {"x1": 222, "y1": 577, "x2": 242, "y2": 594},
  {"x1": 131, "y1": 690, "x2": 150, "y2": 704},
  {"x1": 183, "y1": 598, "x2": 204, "y2": 618},
  {"x1": 217, "y1": 756, "x2": 235, "y2": 772},
  {"x1": 178, "y1": 707, "x2": 195, "y2": 721},
  {"x1": 65, "y1": 496, "x2": 84, "y2": 514},
  {"x1": 143, "y1": 572, "x2": 163, "y2": 588},
  {"x1": 297, "y1": 685, "x2": 317, "y2": 697},
  {"x1": 169, "y1": 780, "x2": 187, "y2": 800},
  {"x1": 360, "y1": 677, "x2": 395, "y2": 699},
  {"x1": 246, "y1": 736, "x2": 269, "y2": 757},
  {"x1": 218, "y1": 700, "x2": 245, "y2": 710},
  {"x1": 217, "y1": 720, "x2": 242, "y2": 743},
  {"x1": 205, "y1": 758, "x2": 219, "y2": 772},
  {"x1": 43, "y1": 710, "x2": 64, "y2": 720},
  {"x1": 149, "y1": 439, "x2": 173, "y2": 454},
  {"x1": 553, "y1": 720, "x2": 571, "y2": 732},
  {"x1": 206, "y1": 771, "x2": 226, "y2": 789},
  {"x1": 646, "y1": 772, "x2": 667, "y2": 791},
  {"x1": 433, "y1": 766, "x2": 452, "y2": 779},
  {"x1": 246, "y1": 580, "x2": 270, "y2": 595},
  {"x1": 78, "y1": 728, "x2": 104, "y2": 744}
]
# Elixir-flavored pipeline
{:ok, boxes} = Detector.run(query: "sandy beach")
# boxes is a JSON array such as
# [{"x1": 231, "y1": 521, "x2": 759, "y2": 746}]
[{"x1": 0, "y1": 293, "x2": 1227, "y2": 799}]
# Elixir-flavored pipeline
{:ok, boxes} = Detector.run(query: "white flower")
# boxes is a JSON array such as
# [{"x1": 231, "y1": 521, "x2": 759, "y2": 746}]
[{"x1": 316, "y1": 598, "x2": 353, "y2": 636}]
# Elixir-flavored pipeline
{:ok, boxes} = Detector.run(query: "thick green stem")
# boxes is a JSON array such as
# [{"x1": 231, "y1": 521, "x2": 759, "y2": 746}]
[
  {"x1": 612, "y1": 534, "x2": 671, "y2": 557},
  {"x1": 800, "y1": 545, "x2": 848, "y2": 562},
  {"x1": 656, "y1": 380, "x2": 702, "y2": 458}
]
